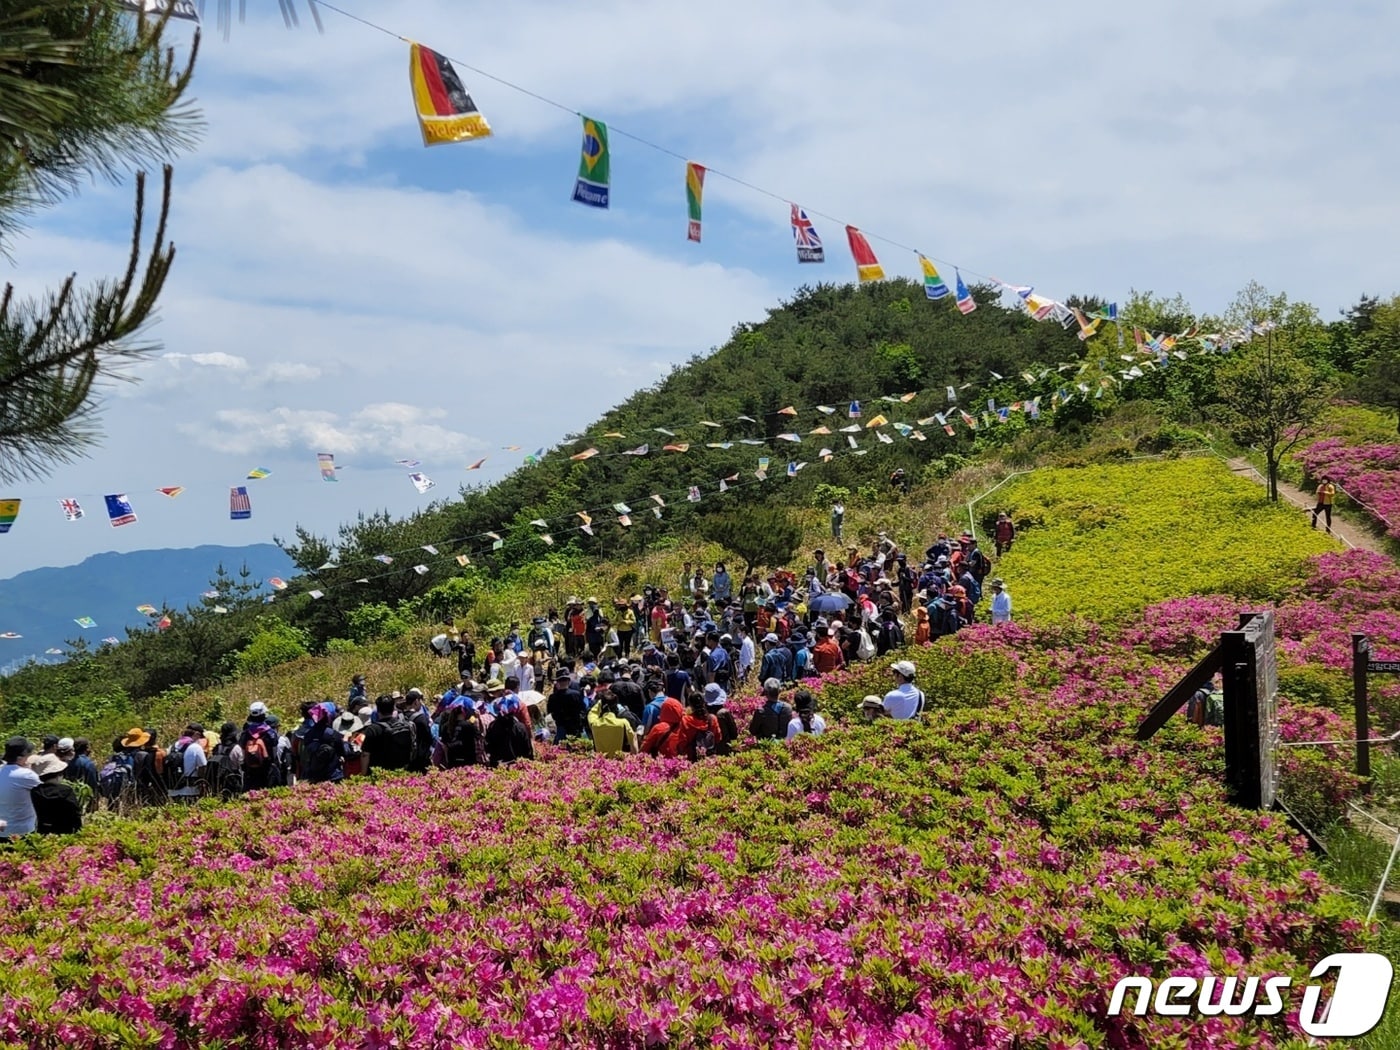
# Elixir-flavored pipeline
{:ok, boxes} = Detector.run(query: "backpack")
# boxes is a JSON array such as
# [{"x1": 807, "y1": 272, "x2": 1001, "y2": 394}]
[
  {"x1": 303, "y1": 733, "x2": 341, "y2": 783},
  {"x1": 243, "y1": 731, "x2": 271, "y2": 771},
  {"x1": 164, "y1": 739, "x2": 191, "y2": 789},
  {"x1": 929, "y1": 602, "x2": 960, "y2": 638},
  {"x1": 98, "y1": 753, "x2": 135, "y2": 801},
  {"x1": 857, "y1": 628, "x2": 877, "y2": 661},
  {"x1": 205, "y1": 745, "x2": 244, "y2": 797},
  {"x1": 444, "y1": 711, "x2": 486, "y2": 768},
  {"x1": 679, "y1": 714, "x2": 717, "y2": 761},
  {"x1": 878, "y1": 619, "x2": 905, "y2": 655},
  {"x1": 380, "y1": 718, "x2": 415, "y2": 769}
]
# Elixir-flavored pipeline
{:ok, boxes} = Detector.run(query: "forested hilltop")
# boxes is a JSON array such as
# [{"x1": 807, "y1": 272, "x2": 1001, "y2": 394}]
[{"x1": 1, "y1": 276, "x2": 1392, "y2": 737}]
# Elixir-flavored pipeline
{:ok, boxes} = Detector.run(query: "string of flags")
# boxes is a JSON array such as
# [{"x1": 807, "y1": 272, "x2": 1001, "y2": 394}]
[{"x1": 380, "y1": 16, "x2": 1153, "y2": 334}]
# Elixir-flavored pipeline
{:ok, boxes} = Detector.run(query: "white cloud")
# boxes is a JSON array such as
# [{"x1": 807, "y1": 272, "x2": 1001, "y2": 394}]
[
  {"x1": 161, "y1": 351, "x2": 248, "y2": 370},
  {"x1": 5, "y1": 0, "x2": 1400, "y2": 580}
]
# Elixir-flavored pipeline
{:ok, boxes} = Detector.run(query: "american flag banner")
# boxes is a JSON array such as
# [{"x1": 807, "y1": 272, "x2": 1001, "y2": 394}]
[
  {"x1": 230, "y1": 486, "x2": 252, "y2": 521},
  {"x1": 58, "y1": 498, "x2": 84, "y2": 521},
  {"x1": 791, "y1": 204, "x2": 825, "y2": 263}
]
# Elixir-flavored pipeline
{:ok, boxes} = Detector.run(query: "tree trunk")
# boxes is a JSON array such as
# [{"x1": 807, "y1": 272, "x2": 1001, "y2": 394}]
[{"x1": 1265, "y1": 450, "x2": 1279, "y2": 502}]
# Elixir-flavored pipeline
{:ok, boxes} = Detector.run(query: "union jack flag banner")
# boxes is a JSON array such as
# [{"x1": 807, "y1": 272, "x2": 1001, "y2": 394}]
[
  {"x1": 791, "y1": 204, "x2": 824, "y2": 263},
  {"x1": 58, "y1": 498, "x2": 83, "y2": 522}
]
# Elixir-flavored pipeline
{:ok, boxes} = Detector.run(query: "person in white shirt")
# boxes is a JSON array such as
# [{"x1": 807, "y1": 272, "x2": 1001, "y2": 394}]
[
  {"x1": 0, "y1": 737, "x2": 42, "y2": 838},
  {"x1": 882, "y1": 661, "x2": 926, "y2": 721},
  {"x1": 170, "y1": 730, "x2": 209, "y2": 799},
  {"x1": 990, "y1": 578, "x2": 1012, "y2": 624},
  {"x1": 736, "y1": 627, "x2": 756, "y2": 684},
  {"x1": 786, "y1": 690, "x2": 827, "y2": 739}
]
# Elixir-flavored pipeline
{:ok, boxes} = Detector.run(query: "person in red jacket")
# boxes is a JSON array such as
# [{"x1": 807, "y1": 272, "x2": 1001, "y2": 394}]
[
  {"x1": 994, "y1": 512, "x2": 1016, "y2": 556},
  {"x1": 672, "y1": 695, "x2": 722, "y2": 760},
  {"x1": 640, "y1": 697, "x2": 686, "y2": 757}
]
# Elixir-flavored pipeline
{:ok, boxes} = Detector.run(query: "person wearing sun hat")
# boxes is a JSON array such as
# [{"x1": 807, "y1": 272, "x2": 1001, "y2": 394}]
[
  {"x1": 883, "y1": 660, "x2": 926, "y2": 720},
  {"x1": 989, "y1": 578, "x2": 1013, "y2": 625},
  {"x1": 29, "y1": 752, "x2": 82, "y2": 834},
  {"x1": 860, "y1": 695, "x2": 887, "y2": 722}
]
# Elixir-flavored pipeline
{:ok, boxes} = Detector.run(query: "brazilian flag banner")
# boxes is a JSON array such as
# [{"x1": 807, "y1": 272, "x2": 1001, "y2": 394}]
[{"x1": 572, "y1": 116, "x2": 610, "y2": 209}]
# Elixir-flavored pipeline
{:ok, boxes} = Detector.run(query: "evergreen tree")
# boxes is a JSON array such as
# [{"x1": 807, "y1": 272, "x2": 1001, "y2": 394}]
[{"x1": 0, "y1": 1, "x2": 200, "y2": 482}]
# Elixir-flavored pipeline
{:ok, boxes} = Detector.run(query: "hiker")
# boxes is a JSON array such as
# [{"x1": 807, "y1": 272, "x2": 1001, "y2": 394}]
[
  {"x1": 438, "y1": 701, "x2": 488, "y2": 768},
  {"x1": 994, "y1": 512, "x2": 1016, "y2": 556},
  {"x1": 400, "y1": 689, "x2": 436, "y2": 773},
  {"x1": 588, "y1": 686, "x2": 638, "y2": 755},
  {"x1": 348, "y1": 674, "x2": 368, "y2": 709},
  {"x1": 484, "y1": 704, "x2": 535, "y2": 766},
  {"x1": 548, "y1": 670, "x2": 588, "y2": 743},
  {"x1": 748, "y1": 679, "x2": 794, "y2": 741},
  {"x1": 29, "y1": 753, "x2": 82, "y2": 835},
  {"x1": 300, "y1": 707, "x2": 350, "y2": 784},
  {"x1": 882, "y1": 661, "x2": 926, "y2": 721},
  {"x1": 359, "y1": 696, "x2": 415, "y2": 771},
  {"x1": 239, "y1": 703, "x2": 284, "y2": 790},
  {"x1": 787, "y1": 689, "x2": 827, "y2": 739},
  {"x1": 57, "y1": 738, "x2": 98, "y2": 799},
  {"x1": 1312, "y1": 476, "x2": 1337, "y2": 532},
  {"x1": 0, "y1": 737, "x2": 40, "y2": 840},
  {"x1": 703, "y1": 682, "x2": 740, "y2": 756},
  {"x1": 831, "y1": 501, "x2": 845, "y2": 542},
  {"x1": 990, "y1": 578, "x2": 1013, "y2": 624},
  {"x1": 640, "y1": 696, "x2": 686, "y2": 757},
  {"x1": 167, "y1": 724, "x2": 208, "y2": 801},
  {"x1": 206, "y1": 723, "x2": 244, "y2": 798}
]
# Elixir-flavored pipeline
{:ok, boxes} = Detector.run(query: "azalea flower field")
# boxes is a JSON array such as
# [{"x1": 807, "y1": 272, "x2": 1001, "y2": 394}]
[
  {"x1": 1297, "y1": 439, "x2": 1400, "y2": 540},
  {"x1": 0, "y1": 457, "x2": 1393, "y2": 1048}
]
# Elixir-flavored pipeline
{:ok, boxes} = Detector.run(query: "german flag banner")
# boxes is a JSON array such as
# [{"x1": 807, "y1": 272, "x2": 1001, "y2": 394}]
[{"x1": 409, "y1": 42, "x2": 492, "y2": 147}]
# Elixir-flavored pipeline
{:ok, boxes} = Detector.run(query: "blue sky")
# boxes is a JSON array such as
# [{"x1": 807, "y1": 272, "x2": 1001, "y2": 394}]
[{"x1": 3, "y1": 0, "x2": 1400, "y2": 585}]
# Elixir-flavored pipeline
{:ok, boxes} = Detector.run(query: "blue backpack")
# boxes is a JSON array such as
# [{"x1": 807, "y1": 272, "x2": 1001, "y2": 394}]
[{"x1": 99, "y1": 752, "x2": 135, "y2": 800}]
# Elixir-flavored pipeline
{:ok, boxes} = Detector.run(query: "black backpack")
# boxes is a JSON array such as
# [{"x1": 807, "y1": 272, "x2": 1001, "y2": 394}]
[
  {"x1": 381, "y1": 718, "x2": 415, "y2": 770},
  {"x1": 98, "y1": 753, "x2": 135, "y2": 801}
]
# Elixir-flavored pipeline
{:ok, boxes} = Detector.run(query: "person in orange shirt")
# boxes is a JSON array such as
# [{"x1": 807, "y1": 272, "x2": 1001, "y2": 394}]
[
  {"x1": 1312, "y1": 476, "x2": 1337, "y2": 533},
  {"x1": 811, "y1": 628, "x2": 845, "y2": 674},
  {"x1": 913, "y1": 607, "x2": 931, "y2": 645}
]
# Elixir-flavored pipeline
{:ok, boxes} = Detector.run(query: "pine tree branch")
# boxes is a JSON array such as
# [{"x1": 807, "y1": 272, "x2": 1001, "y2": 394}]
[{"x1": 0, "y1": 165, "x2": 177, "y2": 483}]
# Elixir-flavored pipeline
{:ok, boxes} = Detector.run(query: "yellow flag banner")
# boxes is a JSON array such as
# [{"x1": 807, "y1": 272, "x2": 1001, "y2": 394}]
[{"x1": 409, "y1": 42, "x2": 492, "y2": 146}]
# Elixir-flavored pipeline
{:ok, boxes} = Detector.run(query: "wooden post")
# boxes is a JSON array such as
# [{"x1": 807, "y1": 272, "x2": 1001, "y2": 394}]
[{"x1": 1354, "y1": 633, "x2": 1372, "y2": 788}]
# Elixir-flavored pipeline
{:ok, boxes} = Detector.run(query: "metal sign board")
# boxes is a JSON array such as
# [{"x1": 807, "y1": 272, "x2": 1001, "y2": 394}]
[{"x1": 1368, "y1": 661, "x2": 1400, "y2": 674}]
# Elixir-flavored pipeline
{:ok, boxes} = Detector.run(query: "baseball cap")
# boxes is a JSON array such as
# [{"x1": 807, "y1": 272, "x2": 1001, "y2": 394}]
[
  {"x1": 890, "y1": 660, "x2": 917, "y2": 678},
  {"x1": 763, "y1": 677, "x2": 782, "y2": 692},
  {"x1": 248, "y1": 701, "x2": 268, "y2": 717}
]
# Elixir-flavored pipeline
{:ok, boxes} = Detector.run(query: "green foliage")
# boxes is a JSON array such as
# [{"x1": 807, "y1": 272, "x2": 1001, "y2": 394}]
[
  {"x1": 1355, "y1": 295, "x2": 1400, "y2": 433},
  {"x1": 230, "y1": 618, "x2": 310, "y2": 679},
  {"x1": 1215, "y1": 337, "x2": 1332, "y2": 501},
  {"x1": 998, "y1": 459, "x2": 1336, "y2": 624},
  {"x1": 696, "y1": 505, "x2": 804, "y2": 576},
  {"x1": 324, "y1": 638, "x2": 358, "y2": 656},
  {"x1": 345, "y1": 603, "x2": 415, "y2": 645},
  {"x1": 810, "y1": 483, "x2": 850, "y2": 509},
  {"x1": 0, "y1": 2, "x2": 200, "y2": 482}
]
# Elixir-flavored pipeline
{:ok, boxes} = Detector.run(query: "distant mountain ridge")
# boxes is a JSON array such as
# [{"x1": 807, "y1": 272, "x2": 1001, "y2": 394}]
[{"x1": 0, "y1": 544, "x2": 294, "y2": 672}]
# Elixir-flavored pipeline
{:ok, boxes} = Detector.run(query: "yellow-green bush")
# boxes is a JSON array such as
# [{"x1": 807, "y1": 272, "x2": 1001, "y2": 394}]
[{"x1": 996, "y1": 458, "x2": 1338, "y2": 625}]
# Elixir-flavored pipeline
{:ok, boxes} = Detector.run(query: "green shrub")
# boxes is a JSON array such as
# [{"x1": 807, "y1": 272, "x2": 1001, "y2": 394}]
[
  {"x1": 231, "y1": 619, "x2": 311, "y2": 679},
  {"x1": 324, "y1": 638, "x2": 358, "y2": 656},
  {"x1": 811, "y1": 483, "x2": 851, "y2": 509},
  {"x1": 346, "y1": 602, "x2": 415, "y2": 645}
]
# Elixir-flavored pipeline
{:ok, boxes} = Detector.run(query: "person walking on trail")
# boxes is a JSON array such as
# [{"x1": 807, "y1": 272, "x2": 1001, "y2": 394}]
[
  {"x1": 989, "y1": 578, "x2": 1013, "y2": 624},
  {"x1": 831, "y1": 501, "x2": 845, "y2": 542},
  {"x1": 1312, "y1": 476, "x2": 1337, "y2": 533},
  {"x1": 994, "y1": 512, "x2": 1015, "y2": 556}
]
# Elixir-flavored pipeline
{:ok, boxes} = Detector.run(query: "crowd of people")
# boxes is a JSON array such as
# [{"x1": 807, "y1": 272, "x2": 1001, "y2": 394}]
[{"x1": 0, "y1": 526, "x2": 1016, "y2": 840}]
